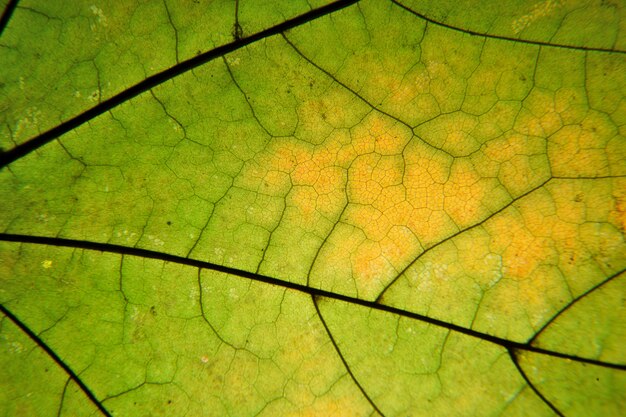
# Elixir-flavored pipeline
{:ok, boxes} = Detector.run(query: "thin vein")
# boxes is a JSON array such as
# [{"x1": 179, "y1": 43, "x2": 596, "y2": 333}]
[
  {"x1": 391, "y1": 0, "x2": 626, "y2": 54},
  {"x1": 376, "y1": 177, "x2": 552, "y2": 302},
  {"x1": 313, "y1": 296, "x2": 386, "y2": 416},
  {"x1": 528, "y1": 268, "x2": 625, "y2": 344}
]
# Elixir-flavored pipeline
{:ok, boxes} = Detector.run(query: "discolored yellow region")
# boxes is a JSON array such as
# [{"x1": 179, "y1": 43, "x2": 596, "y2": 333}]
[
  {"x1": 554, "y1": 87, "x2": 588, "y2": 125},
  {"x1": 515, "y1": 88, "x2": 562, "y2": 137},
  {"x1": 288, "y1": 186, "x2": 320, "y2": 221},
  {"x1": 613, "y1": 178, "x2": 626, "y2": 233},
  {"x1": 414, "y1": 112, "x2": 481, "y2": 156},
  {"x1": 236, "y1": 76, "x2": 608, "y2": 299},
  {"x1": 443, "y1": 160, "x2": 493, "y2": 228},
  {"x1": 382, "y1": 174, "x2": 624, "y2": 341},
  {"x1": 279, "y1": 375, "x2": 373, "y2": 417},
  {"x1": 483, "y1": 132, "x2": 548, "y2": 197},
  {"x1": 372, "y1": 61, "x2": 440, "y2": 125},
  {"x1": 351, "y1": 111, "x2": 412, "y2": 156},
  {"x1": 486, "y1": 189, "x2": 557, "y2": 281},
  {"x1": 484, "y1": 178, "x2": 625, "y2": 311},
  {"x1": 548, "y1": 110, "x2": 617, "y2": 177},
  {"x1": 352, "y1": 240, "x2": 393, "y2": 288}
]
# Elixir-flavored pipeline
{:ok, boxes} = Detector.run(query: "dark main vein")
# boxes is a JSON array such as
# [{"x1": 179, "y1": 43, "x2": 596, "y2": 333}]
[
  {"x1": 391, "y1": 0, "x2": 626, "y2": 54},
  {"x1": 0, "y1": 0, "x2": 360, "y2": 169},
  {"x1": 0, "y1": 0, "x2": 19, "y2": 36},
  {"x1": 0, "y1": 304, "x2": 113, "y2": 417},
  {"x1": 1, "y1": 232, "x2": 624, "y2": 371}
]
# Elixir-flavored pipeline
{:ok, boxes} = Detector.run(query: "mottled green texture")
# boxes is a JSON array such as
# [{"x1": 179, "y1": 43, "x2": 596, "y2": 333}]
[
  {"x1": 1, "y1": 0, "x2": 625, "y2": 416},
  {"x1": 399, "y1": 0, "x2": 626, "y2": 50},
  {"x1": 0, "y1": 0, "x2": 332, "y2": 150}
]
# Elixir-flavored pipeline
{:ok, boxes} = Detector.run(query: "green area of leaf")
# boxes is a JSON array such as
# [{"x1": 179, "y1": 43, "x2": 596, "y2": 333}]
[{"x1": 1, "y1": 0, "x2": 625, "y2": 416}]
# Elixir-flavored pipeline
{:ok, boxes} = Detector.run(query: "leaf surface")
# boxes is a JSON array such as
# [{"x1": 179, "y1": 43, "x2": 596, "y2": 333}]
[{"x1": 1, "y1": 0, "x2": 625, "y2": 416}]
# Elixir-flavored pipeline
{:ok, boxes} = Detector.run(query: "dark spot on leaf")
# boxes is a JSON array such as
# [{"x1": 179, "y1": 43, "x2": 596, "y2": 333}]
[
  {"x1": 150, "y1": 306, "x2": 157, "y2": 316},
  {"x1": 574, "y1": 193, "x2": 583, "y2": 202},
  {"x1": 167, "y1": 220, "x2": 172, "y2": 226}
]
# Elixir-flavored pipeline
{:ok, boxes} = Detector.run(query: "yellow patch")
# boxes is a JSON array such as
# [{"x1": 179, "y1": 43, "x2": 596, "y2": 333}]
[
  {"x1": 516, "y1": 88, "x2": 562, "y2": 137},
  {"x1": 615, "y1": 191, "x2": 626, "y2": 233},
  {"x1": 238, "y1": 92, "x2": 577, "y2": 297},
  {"x1": 443, "y1": 160, "x2": 489, "y2": 228},
  {"x1": 548, "y1": 111, "x2": 616, "y2": 177}
]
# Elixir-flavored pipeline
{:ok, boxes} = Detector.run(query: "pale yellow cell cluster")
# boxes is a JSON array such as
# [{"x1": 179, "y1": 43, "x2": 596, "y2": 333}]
[
  {"x1": 485, "y1": 189, "x2": 558, "y2": 281},
  {"x1": 614, "y1": 180, "x2": 626, "y2": 233},
  {"x1": 512, "y1": 0, "x2": 561, "y2": 34},
  {"x1": 240, "y1": 110, "x2": 517, "y2": 295},
  {"x1": 548, "y1": 110, "x2": 616, "y2": 177},
  {"x1": 237, "y1": 72, "x2": 621, "y2": 300},
  {"x1": 443, "y1": 160, "x2": 487, "y2": 227},
  {"x1": 515, "y1": 88, "x2": 563, "y2": 137}
]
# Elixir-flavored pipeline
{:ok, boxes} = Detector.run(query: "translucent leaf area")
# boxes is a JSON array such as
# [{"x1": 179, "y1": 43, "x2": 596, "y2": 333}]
[{"x1": 1, "y1": 0, "x2": 625, "y2": 416}]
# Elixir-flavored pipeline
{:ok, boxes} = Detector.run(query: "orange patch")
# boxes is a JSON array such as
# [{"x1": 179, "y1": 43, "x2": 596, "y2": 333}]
[
  {"x1": 503, "y1": 232, "x2": 551, "y2": 279},
  {"x1": 612, "y1": 180, "x2": 626, "y2": 233},
  {"x1": 288, "y1": 186, "x2": 318, "y2": 221},
  {"x1": 515, "y1": 88, "x2": 562, "y2": 137},
  {"x1": 240, "y1": 109, "x2": 523, "y2": 293},
  {"x1": 443, "y1": 160, "x2": 486, "y2": 227}
]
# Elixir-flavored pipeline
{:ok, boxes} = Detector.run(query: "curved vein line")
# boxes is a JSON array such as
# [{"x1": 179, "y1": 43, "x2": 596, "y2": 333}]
[
  {"x1": 56, "y1": 378, "x2": 71, "y2": 417},
  {"x1": 0, "y1": 0, "x2": 360, "y2": 169},
  {"x1": 312, "y1": 296, "x2": 386, "y2": 416},
  {"x1": 376, "y1": 177, "x2": 552, "y2": 302},
  {"x1": 2, "y1": 232, "x2": 624, "y2": 371},
  {"x1": 0, "y1": 304, "x2": 112, "y2": 417},
  {"x1": 281, "y1": 32, "x2": 455, "y2": 158},
  {"x1": 508, "y1": 349, "x2": 565, "y2": 417},
  {"x1": 281, "y1": 33, "x2": 411, "y2": 131},
  {"x1": 391, "y1": 0, "x2": 626, "y2": 55},
  {"x1": 0, "y1": 0, "x2": 19, "y2": 36},
  {"x1": 528, "y1": 268, "x2": 625, "y2": 344}
]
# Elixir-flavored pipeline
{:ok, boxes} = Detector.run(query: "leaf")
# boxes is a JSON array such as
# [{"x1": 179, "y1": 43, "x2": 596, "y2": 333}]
[{"x1": 1, "y1": 0, "x2": 625, "y2": 416}]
